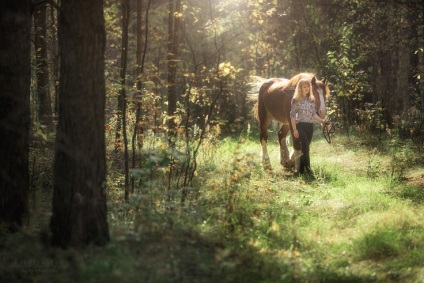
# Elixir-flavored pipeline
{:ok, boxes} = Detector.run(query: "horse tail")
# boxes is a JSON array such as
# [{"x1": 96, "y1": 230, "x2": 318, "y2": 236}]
[
  {"x1": 248, "y1": 76, "x2": 268, "y2": 121},
  {"x1": 252, "y1": 101, "x2": 259, "y2": 121},
  {"x1": 247, "y1": 76, "x2": 267, "y2": 101},
  {"x1": 257, "y1": 80, "x2": 275, "y2": 122}
]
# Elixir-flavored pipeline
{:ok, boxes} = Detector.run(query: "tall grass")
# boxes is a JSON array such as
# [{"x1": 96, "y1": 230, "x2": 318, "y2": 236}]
[
  {"x1": 191, "y1": 133, "x2": 424, "y2": 282},
  {"x1": 3, "y1": 130, "x2": 424, "y2": 282}
]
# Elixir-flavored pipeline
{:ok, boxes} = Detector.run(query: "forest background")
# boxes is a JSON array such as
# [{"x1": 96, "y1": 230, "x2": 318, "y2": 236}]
[{"x1": 1, "y1": 0, "x2": 424, "y2": 282}]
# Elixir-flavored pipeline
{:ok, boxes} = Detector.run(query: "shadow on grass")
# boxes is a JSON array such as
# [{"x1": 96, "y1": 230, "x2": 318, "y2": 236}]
[
  {"x1": 0, "y1": 219, "x2": 372, "y2": 283},
  {"x1": 395, "y1": 184, "x2": 424, "y2": 205}
]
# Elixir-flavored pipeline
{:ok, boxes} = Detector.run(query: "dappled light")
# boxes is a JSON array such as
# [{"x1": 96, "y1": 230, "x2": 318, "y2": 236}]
[{"x1": 1, "y1": 0, "x2": 423, "y2": 282}]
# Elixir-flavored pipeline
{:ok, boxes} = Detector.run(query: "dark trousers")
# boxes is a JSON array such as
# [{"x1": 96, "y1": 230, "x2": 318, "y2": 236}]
[{"x1": 297, "y1": 122, "x2": 314, "y2": 174}]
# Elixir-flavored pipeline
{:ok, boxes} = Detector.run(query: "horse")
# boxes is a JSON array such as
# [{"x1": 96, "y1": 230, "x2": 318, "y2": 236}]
[{"x1": 249, "y1": 73, "x2": 330, "y2": 170}]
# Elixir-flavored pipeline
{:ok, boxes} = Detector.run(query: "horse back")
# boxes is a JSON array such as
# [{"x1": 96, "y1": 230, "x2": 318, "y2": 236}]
[{"x1": 262, "y1": 80, "x2": 294, "y2": 124}]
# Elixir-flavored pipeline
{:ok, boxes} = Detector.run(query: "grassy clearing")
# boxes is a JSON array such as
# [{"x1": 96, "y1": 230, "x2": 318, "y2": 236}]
[
  {"x1": 1, "y1": 131, "x2": 424, "y2": 282},
  {"x1": 190, "y1": 132, "x2": 424, "y2": 282}
]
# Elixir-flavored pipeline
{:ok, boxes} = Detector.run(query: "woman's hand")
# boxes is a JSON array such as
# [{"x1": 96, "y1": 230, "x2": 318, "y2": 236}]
[
  {"x1": 293, "y1": 129, "x2": 299, "y2": 138},
  {"x1": 313, "y1": 114, "x2": 327, "y2": 125}
]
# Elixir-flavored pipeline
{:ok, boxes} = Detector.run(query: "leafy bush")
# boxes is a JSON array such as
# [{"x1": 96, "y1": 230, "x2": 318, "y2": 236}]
[{"x1": 394, "y1": 106, "x2": 424, "y2": 148}]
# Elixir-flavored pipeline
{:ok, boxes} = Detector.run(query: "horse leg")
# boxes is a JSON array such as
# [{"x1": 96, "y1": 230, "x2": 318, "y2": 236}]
[
  {"x1": 291, "y1": 137, "x2": 302, "y2": 173},
  {"x1": 261, "y1": 140, "x2": 272, "y2": 171},
  {"x1": 293, "y1": 149, "x2": 301, "y2": 174},
  {"x1": 278, "y1": 123, "x2": 291, "y2": 167},
  {"x1": 259, "y1": 115, "x2": 272, "y2": 171}
]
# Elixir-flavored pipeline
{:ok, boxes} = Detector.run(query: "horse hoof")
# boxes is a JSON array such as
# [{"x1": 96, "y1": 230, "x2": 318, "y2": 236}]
[
  {"x1": 263, "y1": 162, "x2": 273, "y2": 171},
  {"x1": 281, "y1": 160, "x2": 294, "y2": 168},
  {"x1": 263, "y1": 165, "x2": 272, "y2": 171}
]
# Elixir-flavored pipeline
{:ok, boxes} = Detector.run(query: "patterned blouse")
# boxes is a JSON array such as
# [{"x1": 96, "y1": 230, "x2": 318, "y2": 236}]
[{"x1": 290, "y1": 99, "x2": 316, "y2": 124}]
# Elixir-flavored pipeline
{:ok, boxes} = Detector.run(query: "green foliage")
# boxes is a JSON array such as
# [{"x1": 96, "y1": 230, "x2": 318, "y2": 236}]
[
  {"x1": 15, "y1": 0, "x2": 424, "y2": 281},
  {"x1": 356, "y1": 102, "x2": 384, "y2": 132},
  {"x1": 5, "y1": 131, "x2": 424, "y2": 282},
  {"x1": 366, "y1": 158, "x2": 381, "y2": 180},
  {"x1": 395, "y1": 105, "x2": 424, "y2": 145},
  {"x1": 326, "y1": 26, "x2": 368, "y2": 101},
  {"x1": 354, "y1": 229, "x2": 401, "y2": 260},
  {"x1": 397, "y1": 185, "x2": 424, "y2": 205}
]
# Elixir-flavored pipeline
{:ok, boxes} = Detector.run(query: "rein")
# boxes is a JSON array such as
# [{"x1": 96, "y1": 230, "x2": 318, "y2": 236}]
[{"x1": 322, "y1": 122, "x2": 335, "y2": 144}]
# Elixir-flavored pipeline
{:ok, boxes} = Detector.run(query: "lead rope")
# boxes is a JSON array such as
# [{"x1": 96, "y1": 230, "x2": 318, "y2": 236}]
[{"x1": 323, "y1": 122, "x2": 335, "y2": 144}]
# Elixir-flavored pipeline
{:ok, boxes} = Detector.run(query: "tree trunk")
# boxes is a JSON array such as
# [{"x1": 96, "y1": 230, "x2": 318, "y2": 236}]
[
  {"x1": 134, "y1": 0, "x2": 146, "y2": 151},
  {"x1": 378, "y1": 6, "x2": 394, "y2": 129},
  {"x1": 34, "y1": 1, "x2": 53, "y2": 129},
  {"x1": 407, "y1": 3, "x2": 420, "y2": 109},
  {"x1": 49, "y1": 1, "x2": 60, "y2": 117},
  {"x1": 136, "y1": 0, "x2": 144, "y2": 92},
  {"x1": 50, "y1": 0, "x2": 109, "y2": 248},
  {"x1": 167, "y1": 0, "x2": 182, "y2": 144},
  {"x1": 0, "y1": 0, "x2": 32, "y2": 231},
  {"x1": 120, "y1": 0, "x2": 130, "y2": 201},
  {"x1": 131, "y1": 0, "x2": 151, "y2": 193}
]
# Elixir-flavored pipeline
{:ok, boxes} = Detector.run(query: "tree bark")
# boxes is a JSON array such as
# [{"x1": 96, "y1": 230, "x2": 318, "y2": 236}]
[
  {"x1": 49, "y1": 1, "x2": 60, "y2": 117},
  {"x1": 50, "y1": 0, "x2": 109, "y2": 248},
  {"x1": 34, "y1": 1, "x2": 53, "y2": 129},
  {"x1": 0, "y1": 0, "x2": 32, "y2": 231},
  {"x1": 136, "y1": 0, "x2": 144, "y2": 92},
  {"x1": 167, "y1": 0, "x2": 182, "y2": 144},
  {"x1": 120, "y1": 0, "x2": 130, "y2": 201}
]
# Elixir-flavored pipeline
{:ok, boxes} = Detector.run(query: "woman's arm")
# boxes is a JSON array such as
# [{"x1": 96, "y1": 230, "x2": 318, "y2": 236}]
[
  {"x1": 290, "y1": 100, "x2": 299, "y2": 138},
  {"x1": 291, "y1": 117, "x2": 299, "y2": 138},
  {"x1": 312, "y1": 113, "x2": 326, "y2": 125}
]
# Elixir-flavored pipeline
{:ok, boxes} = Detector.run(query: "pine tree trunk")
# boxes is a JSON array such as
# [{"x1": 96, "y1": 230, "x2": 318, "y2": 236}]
[
  {"x1": 34, "y1": 1, "x2": 53, "y2": 129},
  {"x1": 136, "y1": 0, "x2": 144, "y2": 91},
  {"x1": 167, "y1": 0, "x2": 182, "y2": 143},
  {"x1": 49, "y1": 2, "x2": 60, "y2": 118},
  {"x1": 133, "y1": 0, "x2": 144, "y2": 156},
  {"x1": 0, "y1": 0, "x2": 32, "y2": 231},
  {"x1": 50, "y1": 0, "x2": 109, "y2": 248},
  {"x1": 120, "y1": 0, "x2": 130, "y2": 201}
]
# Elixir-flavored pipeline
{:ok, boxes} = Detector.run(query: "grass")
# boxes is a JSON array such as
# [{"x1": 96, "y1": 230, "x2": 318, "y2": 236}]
[{"x1": 1, "y1": 130, "x2": 424, "y2": 282}]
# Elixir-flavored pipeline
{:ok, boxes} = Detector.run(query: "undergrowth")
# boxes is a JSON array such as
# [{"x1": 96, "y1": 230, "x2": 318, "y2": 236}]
[{"x1": 1, "y1": 130, "x2": 424, "y2": 283}]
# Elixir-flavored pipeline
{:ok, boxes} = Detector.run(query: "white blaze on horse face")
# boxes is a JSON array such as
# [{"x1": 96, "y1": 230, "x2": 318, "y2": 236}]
[{"x1": 318, "y1": 88, "x2": 326, "y2": 118}]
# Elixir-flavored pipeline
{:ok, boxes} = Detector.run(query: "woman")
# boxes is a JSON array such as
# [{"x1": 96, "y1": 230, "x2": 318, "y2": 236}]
[{"x1": 290, "y1": 78, "x2": 327, "y2": 175}]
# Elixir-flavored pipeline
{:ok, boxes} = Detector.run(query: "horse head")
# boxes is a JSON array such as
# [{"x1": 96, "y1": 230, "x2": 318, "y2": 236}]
[{"x1": 311, "y1": 76, "x2": 330, "y2": 119}]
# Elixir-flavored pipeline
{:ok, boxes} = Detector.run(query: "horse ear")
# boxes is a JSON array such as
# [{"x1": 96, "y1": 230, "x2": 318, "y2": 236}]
[
  {"x1": 311, "y1": 76, "x2": 316, "y2": 85},
  {"x1": 323, "y1": 77, "x2": 327, "y2": 85}
]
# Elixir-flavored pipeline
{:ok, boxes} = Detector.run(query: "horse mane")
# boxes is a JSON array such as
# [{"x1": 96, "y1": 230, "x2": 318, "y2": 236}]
[
  {"x1": 285, "y1": 72, "x2": 315, "y2": 90},
  {"x1": 319, "y1": 81, "x2": 331, "y2": 98},
  {"x1": 268, "y1": 72, "x2": 316, "y2": 93}
]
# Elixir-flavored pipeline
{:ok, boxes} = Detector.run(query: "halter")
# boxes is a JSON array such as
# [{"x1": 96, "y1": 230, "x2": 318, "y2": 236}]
[{"x1": 322, "y1": 122, "x2": 335, "y2": 144}]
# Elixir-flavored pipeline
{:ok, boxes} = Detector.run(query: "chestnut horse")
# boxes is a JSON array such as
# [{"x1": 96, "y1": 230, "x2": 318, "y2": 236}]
[{"x1": 250, "y1": 73, "x2": 330, "y2": 170}]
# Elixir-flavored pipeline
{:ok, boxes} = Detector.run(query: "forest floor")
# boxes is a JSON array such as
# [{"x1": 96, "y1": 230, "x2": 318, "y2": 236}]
[{"x1": 1, "y1": 129, "x2": 424, "y2": 283}]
